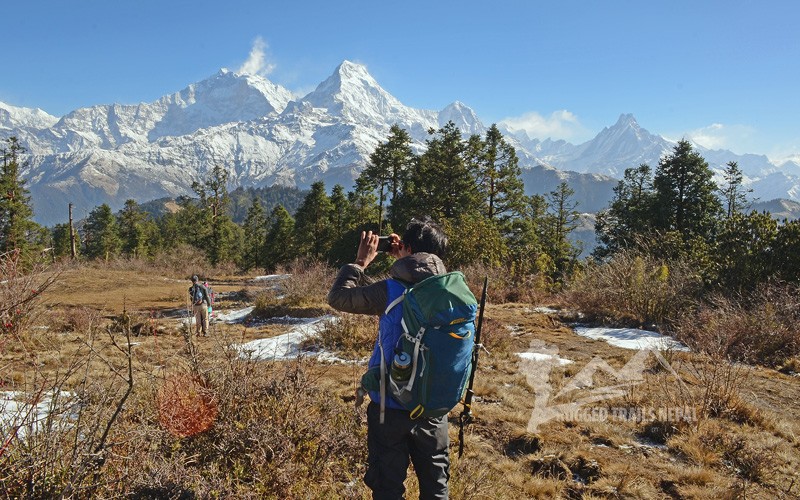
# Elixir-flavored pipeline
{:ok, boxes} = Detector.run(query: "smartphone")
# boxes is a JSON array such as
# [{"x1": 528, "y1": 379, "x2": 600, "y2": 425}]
[{"x1": 377, "y1": 236, "x2": 393, "y2": 252}]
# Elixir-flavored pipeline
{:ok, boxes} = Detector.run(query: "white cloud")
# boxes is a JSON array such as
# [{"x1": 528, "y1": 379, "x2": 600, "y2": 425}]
[
  {"x1": 683, "y1": 123, "x2": 757, "y2": 152},
  {"x1": 499, "y1": 110, "x2": 590, "y2": 142},
  {"x1": 237, "y1": 36, "x2": 276, "y2": 76}
]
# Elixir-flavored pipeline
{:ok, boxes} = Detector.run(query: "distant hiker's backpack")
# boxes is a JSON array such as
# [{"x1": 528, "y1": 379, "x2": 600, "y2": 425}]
[
  {"x1": 362, "y1": 271, "x2": 478, "y2": 421},
  {"x1": 191, "y1": 284, "x2": 206, "y2": 306}
]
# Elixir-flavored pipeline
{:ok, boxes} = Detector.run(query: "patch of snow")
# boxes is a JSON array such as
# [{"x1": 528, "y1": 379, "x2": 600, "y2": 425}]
[
  {"x1": 251, "y1": 274, "x2": 291, "y2": 282},
  {"x1": 214, "y1": 306, "x2": 255, "y2": 323},
  {"x1": 517, "y1": 352, "x2": 573, "y2": 365},
  {"x1": 531, "y1": 306, "x2": 560, "y2": 314},
  {"x1": 236, "y1": 315, "x2": 365, "y2": 364},
  {"x1": 1, "y1": 390, "x2": 79, "y2": 440},
  {"x1": 573, "y1": 326, "x2": 689, "y2": 351}
]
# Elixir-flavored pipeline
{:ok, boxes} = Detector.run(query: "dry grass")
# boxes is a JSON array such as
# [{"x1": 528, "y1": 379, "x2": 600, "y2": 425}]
[
  {"x1": 2, "y1": 261, "x2": 800, "y2": 498},
  {"x1": 674, "y1": 283, "x2": 800, "y2": 368},
  {"x1": 565, "y1": 250, "x2": 701, "y2": 327}
]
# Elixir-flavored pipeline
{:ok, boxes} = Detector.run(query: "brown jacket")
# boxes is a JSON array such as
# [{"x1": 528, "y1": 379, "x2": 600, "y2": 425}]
[{"x1": 327, "y1": 252, "x2": 447, "y2": 315}]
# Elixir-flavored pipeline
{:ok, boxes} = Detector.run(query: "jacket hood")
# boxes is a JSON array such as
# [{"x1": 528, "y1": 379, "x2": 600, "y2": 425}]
[{"x1": 390, "y1": 252, "x2": 447, "y2": 285}]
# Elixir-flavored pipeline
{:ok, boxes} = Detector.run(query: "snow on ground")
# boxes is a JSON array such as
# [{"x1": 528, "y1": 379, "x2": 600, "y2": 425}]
[
  {"x1": 517, "y1": 352, "x2": 574, "y2": 365},
  {"x1": 235, "y1": 315, "x2": 365, "y2": 364},
  {"x1": 1, "y1": 390, "x2": 78, "y2": 439},
  {"x1": 573, "y1": 326, "x2": 689, "y2": 351},
  {"x1": 251, "y1": 274, "x2": 291, "y2": 282},
  {"x1": 214, "y1": 306, "x2": 255, "y2": 324},
  {"x1": 530, "y1": 306, "x2": 561, "y2": 314}
]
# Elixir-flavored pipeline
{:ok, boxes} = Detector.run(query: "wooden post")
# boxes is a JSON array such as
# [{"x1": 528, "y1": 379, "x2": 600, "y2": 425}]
[{"x1": 69, "y1": 203, "x2": 77, "y2": 259}]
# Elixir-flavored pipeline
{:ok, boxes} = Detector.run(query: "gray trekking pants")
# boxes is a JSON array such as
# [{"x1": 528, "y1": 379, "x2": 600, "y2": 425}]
[{"x1": 365, "y1": 402, "x2": 450, "y2": 499}]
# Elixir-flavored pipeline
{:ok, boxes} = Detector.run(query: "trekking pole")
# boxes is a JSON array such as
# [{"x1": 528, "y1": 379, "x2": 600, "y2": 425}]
[{"x1": 458, "y1": 276, "x2": 488, "y2": 458}]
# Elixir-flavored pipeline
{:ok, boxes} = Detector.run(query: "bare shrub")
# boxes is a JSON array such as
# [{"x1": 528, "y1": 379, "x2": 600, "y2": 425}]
[
  {"x1": 59, "y1": 306, "x2": 101, "y2": 333},
  {"x1": 122, "y1": 357, "x2": 366, "y2": 498},
  {"x1": 0, "y1": 250, "x2": 59, "y2": 336},
  {"x1": 307, "y1": 313, "x2": 377, "y2": 358},
  {"x1": 566, "y1": 250, "x2": 701, "y2": 327},
  {"x1": 278, "y1": 258, "x2": 336, "y2": 305},
  {"x1": 0, "y1": 325, "x2": 135, "y2": 498},
  {"x1": 680, "y1": 355, "x2": 754, "y2": 423},
  {"x1": 674, "y1": 282, "x2": 800, "y2": 367},
  {"x1": 253, "y1": 259, "x2": 335, "y2": 317},
  {"x1": 459, "y1": 262, "x2": 550, "y2": 304},
  {"x1": 150, "y1": 244, "x2": 210, "y2": 277}
]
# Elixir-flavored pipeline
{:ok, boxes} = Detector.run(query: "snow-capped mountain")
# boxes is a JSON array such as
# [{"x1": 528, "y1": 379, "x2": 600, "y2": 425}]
[
  {"x1": 1, "y1": 60, "x2": 798, "y2": 226},
  {"x1": 0, "y1": 102, "x2": 59, "y2": 130}
]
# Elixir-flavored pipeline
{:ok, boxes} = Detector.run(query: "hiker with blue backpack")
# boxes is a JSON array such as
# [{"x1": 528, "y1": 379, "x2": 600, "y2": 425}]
[
  {"x1": 328, "y1": 217, "x2": 478, "y2": 500},
  {"x1": 188, "y1": 275, "x2": 211, "y2": 336}
]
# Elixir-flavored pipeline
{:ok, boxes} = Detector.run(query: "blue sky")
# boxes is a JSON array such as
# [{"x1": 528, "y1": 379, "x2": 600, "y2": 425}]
[{"x1": 2, "y1": 1, "x2": 798, "y2": 159}]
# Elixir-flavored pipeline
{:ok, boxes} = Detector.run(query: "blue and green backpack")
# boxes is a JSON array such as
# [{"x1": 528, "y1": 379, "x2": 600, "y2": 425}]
[{"x1": 361, "y1": 271, "x2": 478, "y2": 421}]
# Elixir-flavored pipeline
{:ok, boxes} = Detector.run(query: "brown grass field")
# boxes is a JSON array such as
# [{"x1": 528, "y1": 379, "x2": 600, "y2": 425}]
[{"x1": 1, "y1": 261, "x2": 799, "y2": 498}]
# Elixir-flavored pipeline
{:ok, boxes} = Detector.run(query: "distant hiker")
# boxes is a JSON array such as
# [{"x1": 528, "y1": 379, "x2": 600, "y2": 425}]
[
  {"x1": 203, "y1": 280, "x2": 215, "y2": 321},
  {"x1": 189, "y1": 275, "x2": 211, "y2": 336},
  {"x1": 328, "y1": 217, "x2": 454, "y2": 500}
]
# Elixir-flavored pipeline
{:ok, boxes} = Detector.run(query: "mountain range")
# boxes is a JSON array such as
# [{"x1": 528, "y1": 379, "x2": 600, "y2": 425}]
[{"x1": 2, "y1": 60, "x2": 799, "y2": 226}]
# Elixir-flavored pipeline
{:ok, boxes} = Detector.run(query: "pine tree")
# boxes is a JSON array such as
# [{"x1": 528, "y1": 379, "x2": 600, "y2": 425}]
[
  {"x1": 242, "y1": 198, "x2": 266, "y2": 270},
  {"x1": 773, "y1": 220, "x2": 800, "y2": 283},
  {"x1": 719, "y1": 161, "x2": 752, "y2": 218},
  {"x1": 192, "y1": 165, "x2": 235, "y2": 264},
  {"x1": 83, "y1": 204, "x2": 121, "y2": 260},
  {"x1": 714, "y1": 211, "x2": 778, "y2": 291},
  {"x1": 594, "y1": 163, "x2": 656, "y2": 257},
  {"x1": 118, "y1": 199, "x2": 154, "y2": 258},
  {"x1": 475, "y1": 124, "x2": 526, "y2": 227},
  {"x1": 652, "y1": 140, "x2": 722, "y2": 239},
  {"x1": 394, "y1": 121, "x2": 480, "y2": 223},
  {"x1": 507, "y1": 194, "x2": 550, "y2": 276},
  {"x1": 293, "y1": 181, "x2": 333, "y2": 259},
  {"x1": 52, "y1": 223, "x2": 80, "y2": 259},
  {"x1": 328, "y1": 184, "x2": 351, "y2": 242},
  {"x1": 357, "y1": 124, "x2": 415, "y2": 231},
  {"x1": 263, "y1": 205, "x2": 296, "y2": 271},
  {"x1": 544, "y1": 182, "x2": 580, "y2": 280},
  {"x1": 0, "y1": 137, "x2": 40, "y2": 259}
]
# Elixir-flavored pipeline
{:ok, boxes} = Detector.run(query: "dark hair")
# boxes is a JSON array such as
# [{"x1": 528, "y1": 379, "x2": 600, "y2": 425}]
[{"x1": 401, "y1": 216, "x2": 447, "y2": 257}]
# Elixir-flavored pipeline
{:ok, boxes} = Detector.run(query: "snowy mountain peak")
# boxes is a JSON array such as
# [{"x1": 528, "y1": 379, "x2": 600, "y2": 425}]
[
  {"x1": 302, "y1": 60, "x2": 413, "y2": 124},
  {"x1": 614, "y1": 113, "x2": 639, "y2": 128},
  {"x1": 438, "y1": 101, "x2": 485, "y2": 135},
  {"x1": 0, "y1": 101, "x2": 59, "y2": 130}
]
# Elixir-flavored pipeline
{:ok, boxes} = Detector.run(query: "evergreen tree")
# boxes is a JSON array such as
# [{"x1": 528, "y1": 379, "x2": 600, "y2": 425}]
[
  {"x1": 594, "y1": 164, "x2": 656, "y2": 257},
  {"x1": 443, "y1": 213, "x2": 508, "y2": 268},
  {"x1": 242, "y1": 197, "x2": 267, "y2": 270},
  {"x1": 719, "y1": 161, "x2": 752, "y2": 218},
  {"x1": 83, "y1": 204, "x2": 121, "y2": 260},
  {"x1": 328, "y1": 184, "x2": 351, "y2": 242},
  {"x1": 394, "y1": 121, "x2": 480, "y2": 223},
  {"x1": 192, "y1": 165, "x2": 235, "y2": 264},
  {"x1": 475, "y1": 124, "x2": 526, "y2": 228},
  {"x1": 52, "y1": 223, "x2": 80, "y2": 259},
  {"x1": 293, "y1": 181, "x2": 333, "y2": 259},
  {"x1": 507, "y1": 194, "x2": 550, "y2": 276},
  {"x1": 346, "y1": 188, "x2": 380, "y2": 230},
  {"x1": 652, "y1": 140, "x2": 722, "y2": 239},
  {"x1": 772, "y1": 219, "x2": 800, "y2": 283},
  {"x1": 263, "y1": 205, "x2": 296, "y2": 270},
  {"x1": 544, "y1": 182, "x2": 580, "y2": 280},
  {"x1": 0, "y1": 137, "x2": 40, "y2": 258},
  {"x1": 357, "y1": 124, "x2": 415, "y2": 231},
  {"x1": 714, "y1": 211, "x2": 778, "y2": 292},
  {"x1": 118, "y1": 199, "x2": 154, "y2": 258}
]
